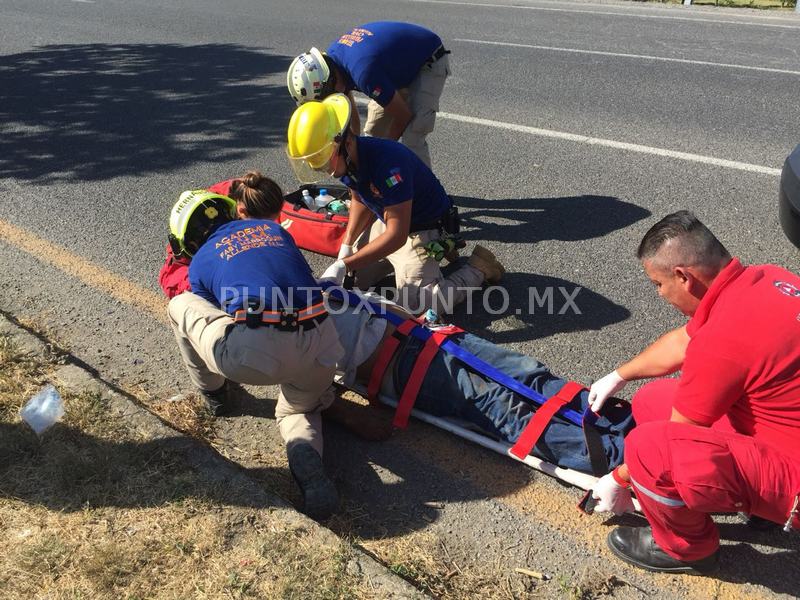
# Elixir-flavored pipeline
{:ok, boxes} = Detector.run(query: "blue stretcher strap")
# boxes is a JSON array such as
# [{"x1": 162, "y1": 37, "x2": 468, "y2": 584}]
[{"x1": 323, "y1": 285, "x2": 585, "y2": 427}]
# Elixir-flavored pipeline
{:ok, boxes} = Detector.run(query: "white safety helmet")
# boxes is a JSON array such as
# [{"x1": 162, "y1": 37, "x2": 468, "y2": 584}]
[{"x1": 287, "y1": 47, "x2": 333, "y2": 105}]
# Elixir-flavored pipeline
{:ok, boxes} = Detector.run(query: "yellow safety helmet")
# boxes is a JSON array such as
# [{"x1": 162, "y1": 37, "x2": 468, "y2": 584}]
[
  {"x1": 286, "y1": 93, "x2": 351, "y2": 183},
  {"x1": 168, "y1": 190, "x2": 237, "y2": 258}
]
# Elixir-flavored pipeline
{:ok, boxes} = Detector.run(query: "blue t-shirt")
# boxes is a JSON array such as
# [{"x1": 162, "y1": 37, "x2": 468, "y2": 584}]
[
  {"x1": 340, "y1": 136, "x2": 451, "y2": 226},
  {"x1": 326, "y1": 22, "x2": 442, "y2": 107},
  {"x1": 189, "y1": 220, "x2": 321, "y2": 314}
]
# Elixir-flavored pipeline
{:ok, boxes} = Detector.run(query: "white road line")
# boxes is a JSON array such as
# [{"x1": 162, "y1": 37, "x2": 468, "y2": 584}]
[
  {"x1": 437, "y1": 111, "x2": 782, "y2": 176},
  {"x1": 401, "y1": 0, "x2": 800, "y2": 29},
  {"x1": 353, "y1": 97, "x2": 780, "y2": 175},
  {"x1": 456, "y1": 38, "x2": 800, "y2": 77}
]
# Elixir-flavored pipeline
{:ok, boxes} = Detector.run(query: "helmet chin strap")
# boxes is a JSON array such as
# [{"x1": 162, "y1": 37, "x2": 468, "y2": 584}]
[
  {"x1": 336, "y1": 129, "x2": 359, "y2": 183},
  {"x1": 320, "y1": 56, "x2": 338, "y2": 98}
]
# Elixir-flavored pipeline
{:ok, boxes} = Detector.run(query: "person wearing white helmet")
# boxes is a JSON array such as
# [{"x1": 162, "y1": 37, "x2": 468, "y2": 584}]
[
  {"x1": 286, "y1": 94, "x2": 504, "y2": 315},
  {"x1": 287, "y1": 22, "x2": 450, "y2": 168}
]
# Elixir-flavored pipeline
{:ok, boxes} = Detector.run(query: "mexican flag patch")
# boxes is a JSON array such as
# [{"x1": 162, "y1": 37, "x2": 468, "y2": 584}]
[{"x1": 385, "y1": 169, "x2": 403, "y2": 188}]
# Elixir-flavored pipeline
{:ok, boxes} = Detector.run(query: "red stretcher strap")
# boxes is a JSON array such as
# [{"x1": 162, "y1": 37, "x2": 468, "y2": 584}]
[
  {"x1": 366, "y1": 319, "x2": 417, "y2": 405},
  {"x1": 509, "y1": 381, "x2": 586, "y2": 460},
  {"x1": 393, "y1": 327, "x2": 461, "y2": 429}
]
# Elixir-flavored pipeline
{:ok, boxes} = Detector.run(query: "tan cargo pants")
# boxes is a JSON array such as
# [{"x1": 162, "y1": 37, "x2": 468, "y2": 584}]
[
  {"x1": 167, "y1": 292, "x2": 344, "y2": 455},
  {"x1": 354, "y1": 219, "x2": 484, "y2": 314},
  {"x1": 363, "y1": 54, "x2": 450, "y2": 168}
]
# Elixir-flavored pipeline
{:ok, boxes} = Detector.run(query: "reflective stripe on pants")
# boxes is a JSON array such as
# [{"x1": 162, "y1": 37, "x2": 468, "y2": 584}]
[{"x1": 626, "y1": 420, "x2": 800, "y2": 561}]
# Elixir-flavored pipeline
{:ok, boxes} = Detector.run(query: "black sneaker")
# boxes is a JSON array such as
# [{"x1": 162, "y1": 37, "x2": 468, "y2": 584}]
[
  {"x1": 607, "y1": 526, "x2": 719, "y2": 574},
  {"x1": 200, "y1": 381, "x2": 230, "y2": 416},
  {"x1": 287, "y1": 443, "x2": 338, "y2": 521}
]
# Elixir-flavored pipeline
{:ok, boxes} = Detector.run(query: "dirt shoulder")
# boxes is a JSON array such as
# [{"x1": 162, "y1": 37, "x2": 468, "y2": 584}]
[{"x1": 0, "y1": 315, "x2": 421, "y2": 600}]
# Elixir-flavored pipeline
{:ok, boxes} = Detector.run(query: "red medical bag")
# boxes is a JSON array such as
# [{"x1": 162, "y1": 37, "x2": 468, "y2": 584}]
[{"x1": 280, "y1": 185, "x2": 349, "y2": 257}]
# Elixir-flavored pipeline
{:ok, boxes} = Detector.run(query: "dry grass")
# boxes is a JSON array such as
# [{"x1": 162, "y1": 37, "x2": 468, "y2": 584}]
[
  {"x1": 0, "y1": 333, "x2": 376, "y2": 599},
  {"x1": 368, "y1": 533, "x2": 543, "y2": 598},
  {"x1": 136, "y1": 384, "x2": 218, "y2": 440},
  {"x1": 0, "y1": 331, "x2": 554, "y2": 599}
]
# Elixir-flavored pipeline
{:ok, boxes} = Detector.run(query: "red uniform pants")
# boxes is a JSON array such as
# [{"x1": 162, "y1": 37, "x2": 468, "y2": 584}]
[{"x1": 626, "y1": 379, "x2": 800, "y2": 561}]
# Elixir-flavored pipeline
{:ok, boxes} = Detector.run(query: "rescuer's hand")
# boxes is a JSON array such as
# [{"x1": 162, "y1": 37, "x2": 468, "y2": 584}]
[
  {"x1": 591, "y1": 469, "x2": 634, "y2": 515},
  {"x1": 319, "y1": 260, "x2": 347, "y2": 285},
  {"x1": 588, "y1": 370, "x2": 627, "y2": 413},
  {"x1": 337, "y1": 243, "x2": 354, "y2": 260}
]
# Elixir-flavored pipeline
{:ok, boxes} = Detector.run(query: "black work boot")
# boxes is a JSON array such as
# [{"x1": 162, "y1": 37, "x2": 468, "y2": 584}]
[
  {"x1": 287, "y1": 443, "x2": 338, "y2": 521},
  {"x1": 200, "y1": 381, "x2": 231, "y2": 417},
  {"x1": 607, "y1": 527, "x2": 719, "y2": 574}
]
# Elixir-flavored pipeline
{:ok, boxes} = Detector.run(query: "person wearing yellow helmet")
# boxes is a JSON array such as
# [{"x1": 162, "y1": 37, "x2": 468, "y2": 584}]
[
  {"x1": 286, "y1": 94, "x2": 504, "y2": 315},
  {"x1": 164, "y1": 174, "x2": 345, "y2": 521},
  {"x1": 287, "y1": 22, "x2": 450, "y2": 168}
]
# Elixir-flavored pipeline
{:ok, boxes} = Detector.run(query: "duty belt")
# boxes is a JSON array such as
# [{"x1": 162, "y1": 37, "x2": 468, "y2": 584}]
[
  {"x1": 233, "y1": 301, "x2": 328, "y2": 332},
  {"x1": 409, "y1": 219, "x2": 443, "y2": 234},
  {"x1": 410, "y1": 204, "x2": 460, "y2": 235},
  {"x1": 425, "y1": 45, "x2": 450, "y2": 65}
]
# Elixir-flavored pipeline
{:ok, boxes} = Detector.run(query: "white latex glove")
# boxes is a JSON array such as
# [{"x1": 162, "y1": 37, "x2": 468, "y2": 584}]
[
  {"x1": 588, "y1": 370, "x2": 627, "y2": 413},
  {"x1": 337, "y1": 243, "x2": 354, "y2": 260},
  {"x1": 319, "y1": 260, "x2": 347, "y2": 285},
  {"x1": 591, "y1": 470, "x2": 634, "y2": 515}
]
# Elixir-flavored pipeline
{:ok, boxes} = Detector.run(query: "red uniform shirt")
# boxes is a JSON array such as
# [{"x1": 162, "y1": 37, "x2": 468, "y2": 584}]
[{"x1": 674, "y1": 258, "x2": 800, "y2": 455}]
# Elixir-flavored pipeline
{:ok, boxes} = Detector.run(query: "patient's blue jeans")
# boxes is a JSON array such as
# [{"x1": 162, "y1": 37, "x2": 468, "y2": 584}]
[{"x1": 392, "y1": 332, "x2": 634, "y2": 473}]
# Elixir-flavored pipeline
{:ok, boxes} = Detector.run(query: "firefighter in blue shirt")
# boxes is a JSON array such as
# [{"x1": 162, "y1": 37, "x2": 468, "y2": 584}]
[
  {"x1": 287, "y1": 21, "x2": 450, "y2": 168},
  {"x1": 166, "y1": 182, "x2": 344, "y2": 520},
  {"x1": 286, "y1": 94, "x2": 504, "y2": 314}
]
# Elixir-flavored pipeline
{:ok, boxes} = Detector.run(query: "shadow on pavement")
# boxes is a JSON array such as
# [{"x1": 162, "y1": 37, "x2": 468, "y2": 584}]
[
  {"x1": 322, "y1": 416, "x2": 531, "y2": 540},
  {"x1": 714, "y1": 539, "x2": 799, "y2": 596},
  {"x1": 453, "y1": 194, "x2": 651, "y2": 244},
  {"x1": 603, "y1": 512, "x2": 799, "y2": 594},
  {"x1": 0, "y1": 43, "x2": 291, "y2": 183},
  {"x1": 225, "y1": 384, "x2": 276, "y2": 420},
  {"x1": 447, "y1": 271, "x2": 631, "y2": 345}
]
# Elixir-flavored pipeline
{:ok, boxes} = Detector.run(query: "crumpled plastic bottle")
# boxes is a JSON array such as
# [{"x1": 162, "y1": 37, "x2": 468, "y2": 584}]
[
  {"x1": 20, "y1": 384, "x2": 65, "y2": 435},
  {"x1": 422, "y1": 309, "x2": 440, "y2": 325}
]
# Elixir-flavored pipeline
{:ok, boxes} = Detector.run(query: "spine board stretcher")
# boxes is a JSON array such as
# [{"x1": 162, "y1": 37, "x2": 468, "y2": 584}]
[{"x1": 326, "y1": 286, "x2": 640, "y2": 508}]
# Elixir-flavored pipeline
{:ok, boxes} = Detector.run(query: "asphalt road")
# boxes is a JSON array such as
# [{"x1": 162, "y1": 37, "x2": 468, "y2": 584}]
[{"x1": 1, "y1": 0, "x2": 799, "y2": 597}]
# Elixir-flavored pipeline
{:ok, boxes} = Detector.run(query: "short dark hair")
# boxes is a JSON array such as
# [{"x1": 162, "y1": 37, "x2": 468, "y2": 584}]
[{"x1": 637, "y1": 210, "x2": 730, "y2": 271}]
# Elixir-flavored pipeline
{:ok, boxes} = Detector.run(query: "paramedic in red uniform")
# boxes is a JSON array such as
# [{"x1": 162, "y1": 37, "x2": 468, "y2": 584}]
[{"x1": 587, "y1": 210, "x2": 800, "y2": 574}]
